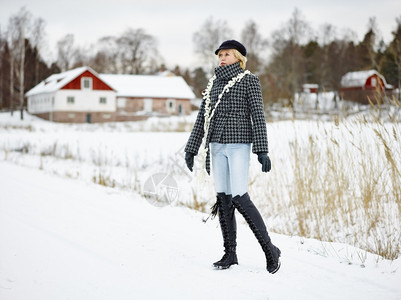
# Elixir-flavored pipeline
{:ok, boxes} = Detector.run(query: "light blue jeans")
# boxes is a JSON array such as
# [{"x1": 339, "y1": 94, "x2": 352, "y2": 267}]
[{"x1": 210, "y1": 143, "x2": 251, "y2": 197}]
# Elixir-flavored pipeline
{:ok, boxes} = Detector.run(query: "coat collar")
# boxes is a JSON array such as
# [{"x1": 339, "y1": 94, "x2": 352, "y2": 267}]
[{"x1": 214, "y1": 62, "x2": 243, "y2": 79}]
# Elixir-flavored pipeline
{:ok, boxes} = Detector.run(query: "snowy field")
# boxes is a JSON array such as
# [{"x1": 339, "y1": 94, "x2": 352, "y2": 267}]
[
  {"x1": 1, "y1": 162, "x2": 400, "y2": 300},
  {"x1": 0, "y1": 111, "x2": 400, "y2": 299}
]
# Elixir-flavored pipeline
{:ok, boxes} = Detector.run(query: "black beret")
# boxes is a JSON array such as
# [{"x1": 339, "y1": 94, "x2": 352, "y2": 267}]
[{"x1": 215, "y1": 40, "x2": 247, "y2": 56}]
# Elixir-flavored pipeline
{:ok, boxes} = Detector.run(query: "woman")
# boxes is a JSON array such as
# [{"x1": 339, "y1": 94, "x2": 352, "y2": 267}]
[{"x1": 184, "y1": 40, "x2": 281, "y2": 274}]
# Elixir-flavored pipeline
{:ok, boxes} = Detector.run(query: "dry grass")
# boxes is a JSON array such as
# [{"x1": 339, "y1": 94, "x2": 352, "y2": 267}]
[
  {"x1": 180, "y1": 186, "x2": 208, "y2": 213},
  {"x1": 185, "y1": 96, "x2": 401, "y2": 260},
  {"x1": 254, "y1": 98, "x2": 401, "y2": 260}
]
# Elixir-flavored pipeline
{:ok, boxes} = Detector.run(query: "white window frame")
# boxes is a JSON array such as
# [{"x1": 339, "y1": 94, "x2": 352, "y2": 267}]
[
  {"x1": 67, "y1": 96, "x2": 75, "y2": 104},
  {"x1": 99, "y1": 97, "x2": 107, "y2": 104},
  {"x1": 81, "y1": 77, "x2": 93, "y2": 90},
  {"x1": 371, "y1": 77, "x2": 377, "y2": 87},
  {"x1": 143, "y1": 98, "x2": 153, "y2": 113},
  {"x1": 166, "y1": 99, "x2": 176, "y2": 113}
]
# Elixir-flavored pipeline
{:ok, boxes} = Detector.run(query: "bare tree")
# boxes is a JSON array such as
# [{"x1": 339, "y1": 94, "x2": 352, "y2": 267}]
[
  {"x1": 317, "y1": 24, "x2": 337, "y2": 89},
  {"x1": 6, "y1": 26, "x2": 15, "y2": 115},
  {"x1": 57, "y1": 34, "x2": 76, "y2": 71},
  {"x1": 31, "y1": 17, "x2": 46, "y2": 84},
  {"x1": 240, "y1": 20, "x2": 268, "y2": 73},
  {"x1": 72, "y1": 45, "x2": 94, "y2": 69},
  {"x1": 91, "y1": 28, "x2": 158, "y2": 74},
  {"x1": 7, "y1": 7, "x2": 32, "y2": 119},
  {"x1": 193, "y1": 17, "x2": 233, "y2": 72},
  {"x1": 267, "y1": 8, "x2": 312, "y2": 105},
  {"x1": 0, "y1": 25, "x2": 5, "y2": 109},
  {"x1": 117, "y1": 28, "x2": 158, "y2": 74},
  {"x1": 94, "y1": 36, "x2": 120, "y2": 73}
]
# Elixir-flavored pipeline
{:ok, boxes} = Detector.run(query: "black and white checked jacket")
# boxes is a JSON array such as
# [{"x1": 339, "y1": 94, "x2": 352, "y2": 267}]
[{"x1": 185, "y1": 62, "x2": 268, "y2": 173}]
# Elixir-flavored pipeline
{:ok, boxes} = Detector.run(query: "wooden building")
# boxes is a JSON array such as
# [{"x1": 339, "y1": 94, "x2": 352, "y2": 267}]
[
  {"x1": 340, "y1": 70, "x2": 393, "y2": 104},
  {"x1": 26, "y1": 67, "x2": 117, "y2": 123},
  {"x1": 26, "y1": 67, "x2": 195, "y2": 123},
  {"x1": 99, "y1": 74, "x2": 195, "y2": 122}
]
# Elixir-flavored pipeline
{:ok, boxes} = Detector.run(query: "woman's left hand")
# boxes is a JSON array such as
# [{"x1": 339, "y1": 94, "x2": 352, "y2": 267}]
[
  {"x1": 257, "y1": 153, "x2": 271, "y2": 172},
  {"x1": 185, "y1": 152, "x2": 195, "y2": 172}
]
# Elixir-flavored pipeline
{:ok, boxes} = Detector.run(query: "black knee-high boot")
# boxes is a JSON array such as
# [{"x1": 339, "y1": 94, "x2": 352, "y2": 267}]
[
  {"x1": 232, "y1": 192, "x2": 281, "y2": 274},
  {"x1": 212, "y1": 193, "x2": 238, "y2": 269}
]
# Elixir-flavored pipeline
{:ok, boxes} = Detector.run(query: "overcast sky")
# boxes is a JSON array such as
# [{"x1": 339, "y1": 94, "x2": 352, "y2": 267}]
[{"x1": 1, "y1": 0, "x2": 400, "y2": 70}]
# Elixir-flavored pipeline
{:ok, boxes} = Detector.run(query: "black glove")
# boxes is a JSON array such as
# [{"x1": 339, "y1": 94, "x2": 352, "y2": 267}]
[
  {"x1": 185, "y1": 152, "x2": 194, "y2": 172},
  {"x1": 257, "y1": 152, "x2": 271, "y2": 172}
]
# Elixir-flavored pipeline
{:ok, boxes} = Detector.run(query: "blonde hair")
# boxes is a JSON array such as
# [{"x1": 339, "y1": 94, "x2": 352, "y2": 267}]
[
  {"x1": 233, "y1": 49, "x2": 247, "y2": 69},
  {"x1": 217, "y1": 49, "x2": 247, "y2": 69}
]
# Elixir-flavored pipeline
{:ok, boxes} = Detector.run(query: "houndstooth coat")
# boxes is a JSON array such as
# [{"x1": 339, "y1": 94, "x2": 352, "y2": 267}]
[{"x1": 185, "y1": 62, "x2": 268, "y2": 174}]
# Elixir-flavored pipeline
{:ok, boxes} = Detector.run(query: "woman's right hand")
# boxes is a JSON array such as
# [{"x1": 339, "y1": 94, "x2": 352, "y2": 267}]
[{"x1": 185, "y1": 152, "x2": 195, "y2": 172}]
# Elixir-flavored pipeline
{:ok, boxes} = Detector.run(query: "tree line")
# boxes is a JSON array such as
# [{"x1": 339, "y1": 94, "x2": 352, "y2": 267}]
[
  {"x1": 1, "y1": 7, "x2": 400, "y2": 118},
  {"x1": 193, "y1": 11, "x2": 401, "y2": 105}
]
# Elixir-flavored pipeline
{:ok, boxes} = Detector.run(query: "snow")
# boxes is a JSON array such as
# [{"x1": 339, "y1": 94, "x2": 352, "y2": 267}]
[
  {"x1": 0, "y1": 112, "x2": 400, "y2": 299},
  {"x1": 99, "y1": 74, "x2": 196, "y2": 99},
  {"x1": 293, "y1": 91, "x2": 338, "y2": 113},
  {"x1": 1, "y1": 161, "x2": 400, "y2": 300}
]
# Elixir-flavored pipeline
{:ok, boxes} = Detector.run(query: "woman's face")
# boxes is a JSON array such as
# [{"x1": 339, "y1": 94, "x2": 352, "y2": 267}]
[{"x1": 218, "y1": 49, "x2": 239, "y2": 66}]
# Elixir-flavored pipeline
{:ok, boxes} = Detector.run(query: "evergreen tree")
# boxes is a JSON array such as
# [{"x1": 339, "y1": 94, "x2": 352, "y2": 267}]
[
  {"x1": 191, "y1": 67, "x2": 208, "y2": 98},
  {"x1": 379, "y1": 18, "x2": 401, "y2": 90}
]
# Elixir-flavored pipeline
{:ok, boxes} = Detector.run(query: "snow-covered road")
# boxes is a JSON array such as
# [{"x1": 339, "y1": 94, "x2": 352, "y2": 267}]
[{"x1": 0, "y1": 161, "x2": 400, "y2": 300}]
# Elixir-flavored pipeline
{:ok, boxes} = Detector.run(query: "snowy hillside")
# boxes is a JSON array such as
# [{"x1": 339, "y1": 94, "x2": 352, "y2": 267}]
[
  {"x1": 0, "y1": 112, "x2": 400, "y2": 299},
  {"x1": 1, "y1": 162, "x2": 400, "y2": 300}
]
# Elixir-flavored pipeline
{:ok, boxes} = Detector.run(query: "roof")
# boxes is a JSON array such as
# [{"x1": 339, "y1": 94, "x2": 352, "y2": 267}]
[
  {"x1": 26, "y1": 66, "x2": 196, "y2": 99},
  {"x1": 26, "y1": 66, "x2": 99, "y2": 96},
  {"x1": 303, "y1": 84, "x2": 319, "y2": 89},
  {"x1": 99, "y1": 74, "x2": 196, "y2": 99},
  {"x1": 340, "y1": 70, "x2": 387, "y2": 88}
]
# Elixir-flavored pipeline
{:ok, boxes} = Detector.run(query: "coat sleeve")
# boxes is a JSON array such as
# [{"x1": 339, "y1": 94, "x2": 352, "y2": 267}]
[
  {"x1": 247, "y1": 75, "x2": 269, "y2": 154},
  {"x1": 184, "y1": 98, "x2": 206, "y2": 155}
]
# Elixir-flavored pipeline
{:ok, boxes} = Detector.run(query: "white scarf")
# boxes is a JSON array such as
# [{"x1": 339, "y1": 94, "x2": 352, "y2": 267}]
[{"x1": 198, "y1": 69, "x2": 251, "y2": 175}]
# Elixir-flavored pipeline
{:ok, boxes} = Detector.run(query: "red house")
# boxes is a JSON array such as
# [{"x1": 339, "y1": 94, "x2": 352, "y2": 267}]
[
  {"x1": 340, "y1": 70, "x2": 393, "y2": 104},
  {"x1": 302, "y1": 84, "x2": 319, "y2": 93},
  {"x1": 26, "y1": 67, "x2": 117, "y2": 123},
  {"x1": 26, "y1": 66, "x2": 195, "y2": 123}
]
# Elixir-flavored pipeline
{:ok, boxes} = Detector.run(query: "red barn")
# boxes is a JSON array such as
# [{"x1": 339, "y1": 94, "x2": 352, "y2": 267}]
[
  {"x1": 340, "y1": 70, "x2": 393, "y2": 104},
  {"x1": 302, "y1": 84, "x2": 319, "y2": 93}
]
